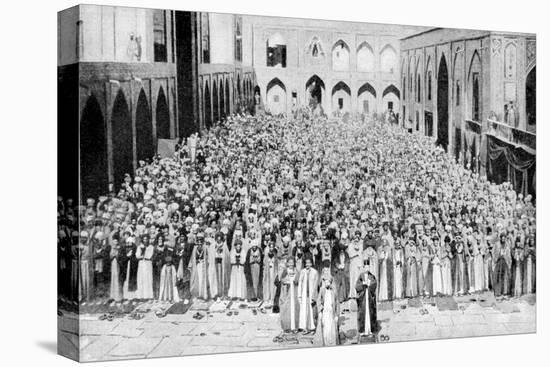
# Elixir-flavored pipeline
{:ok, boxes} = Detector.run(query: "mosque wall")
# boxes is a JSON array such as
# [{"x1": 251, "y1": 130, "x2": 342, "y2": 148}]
[
  {"x1": 401, "y1": 28, "x2": 536, "y2": 197},
  {"x1": 245, "y1": 16, "x2": 416, "y2": 117},
  {"x1": 58, "y1": 5, "x2": 179, "y2": 202}
]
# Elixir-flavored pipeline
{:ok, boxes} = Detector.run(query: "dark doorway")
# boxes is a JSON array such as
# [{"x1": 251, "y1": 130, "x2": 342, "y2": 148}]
[
  {"x1": 219, "y1": 79, "x2": 225, "y2": 120},
  {"x1": 111, "y1": 90, "x2": 133, "y2": 191},
  {"x1": 455, "y1": 128, "x2": 462, "y2": 162},
  {"x1": 237, "y1": 74, "x2": 242, "y2": 103},
  {"x1": 156, "y1": 87, "x2": 170, "y2": 139},
  {"x1": 80, "y1": 95, "x2": 108, "y2": 199},
  {"x1": 305, "y1": 75, "x2": 325, "y2": 107},
  {"x1": 213, "y1": 80, "x2": 219, "y2": 124},
  {"x1": 204, "y1": 81, "x2": 212, "y2": 127},
  {"x1": 225, "y1": 80, "x2": 231, "y2": 116},
  {"x1": 526, "y1": 66, "x2": 536, "y2": 129},
  {"x1": 136, "y1": 89, "x2": 154, "y2": 162},
  {"x1": 424, "y1": 111, "x2": 433, "y2": 137},
  {"x1": 437, "y1": 56, "x2": 449, "y2": 151}
]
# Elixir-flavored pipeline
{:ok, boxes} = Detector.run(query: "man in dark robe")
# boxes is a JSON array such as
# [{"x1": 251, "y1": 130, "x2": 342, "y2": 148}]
[
  {"x1": 121, "y1": 237, "x2": 139, "y2": 298},
  {"x1": 452, "y1": 238, "x2": 469, "y2": 295},
  {"x1": 245, "y1": 243, "x2": 264, "y2": 301},
  {"x1": 331, "y1": 241, "x2": 350, "y2": 303},
  {"x1": 355, "y1": 268, "x2": 377, "y2": 337},
  {"x1": 153, "y1": 236, "x2": 169, "y2": 298},
  {"x1": 493, "y1": 234, "x2": 510, "y2": 297}
]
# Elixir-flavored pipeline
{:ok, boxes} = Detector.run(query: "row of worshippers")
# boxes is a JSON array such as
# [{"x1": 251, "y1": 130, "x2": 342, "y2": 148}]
[
  {"x1": 59, "y1": 213, "x2": 535, "y2": 305},
  {"x1": 58, "y1": 110, "x2": 535, "y2": 315}
]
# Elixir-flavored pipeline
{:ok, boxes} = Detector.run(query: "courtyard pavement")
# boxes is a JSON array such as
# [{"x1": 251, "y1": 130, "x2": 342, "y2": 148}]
[{"x1": 58, "y1": 292, "x2": 536, "y2": 362}]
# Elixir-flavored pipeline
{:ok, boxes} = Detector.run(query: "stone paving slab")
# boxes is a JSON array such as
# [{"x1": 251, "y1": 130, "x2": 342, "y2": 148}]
[
  {"x1": 108, "y1": 320, "x2": 145, "y2": 337},
  {"x1": 63, "y1": 295, "x2": 536, "y2": 362},
  {"x1": 108, "y1": 337, "x2": 163, "y2": 358},
  {"x1": 450, "y1": 314, "x2": 487, "y2": 325},
  {"x1": 147, "y1": 336, "x2": 194, "y2": 358},
  {"x1": 80, "y1": 335, "x2": 123, "y2": 361}
]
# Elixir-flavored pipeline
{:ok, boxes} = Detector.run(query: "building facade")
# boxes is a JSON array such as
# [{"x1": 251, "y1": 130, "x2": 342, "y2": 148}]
[
  {"x1": 196, "y1": 13, "x2": 257, "y2": 130},
  {"x1": 400, "y1": 28, "x2": 536, "y2": 197},
  {"x1": 58, "y1": 5, "x2": 179, "y2": 200},
  {"x1": 244, "y1": 16, "x2": 424, "y2": 117}
]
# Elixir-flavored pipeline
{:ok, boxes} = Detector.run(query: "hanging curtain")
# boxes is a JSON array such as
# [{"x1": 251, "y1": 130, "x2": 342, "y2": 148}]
[{"x1": 487, "y1": 134, "x2": 536, "y2": 197}]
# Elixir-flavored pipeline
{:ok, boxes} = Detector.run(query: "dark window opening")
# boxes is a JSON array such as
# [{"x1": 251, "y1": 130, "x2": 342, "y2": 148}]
[
  {"x1": 235, "y1": 17, "x2": 242, "y2": 62},
  {"x1": 267, "y1": 42, "x2": 286, "y2": 67},
  {"x1": 472, "y1": 72, "x2": 480, "y2": 121},
  {"x1": 201, "y1": 13, "x2": 210, "y2": 63},
  {"x1": 417, "y1": 75, "x2": 421, "y2": 102},
  {"x1": 526, "y1": 67, "x2": 536, "y2": 127},
  {"x1": 338, "y1": 98, "x2": 344, "y2": 110},
  {"x1": 153, "y1": 10, "x2": 167, "y2": 62}
]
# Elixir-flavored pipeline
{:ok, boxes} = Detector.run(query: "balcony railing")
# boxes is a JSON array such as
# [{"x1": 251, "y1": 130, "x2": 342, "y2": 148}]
[
  {"x1": 465, "y1": 119, "x2": 482, "y2": 135},
  {"x1": 486, "y1": 118, "x2": 536, "y2": 151}
]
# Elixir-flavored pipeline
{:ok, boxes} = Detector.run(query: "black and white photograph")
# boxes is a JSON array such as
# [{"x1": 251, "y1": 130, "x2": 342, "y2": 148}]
[{"x1": 52, "y1": 0, "x2": 539, "y2": 363}]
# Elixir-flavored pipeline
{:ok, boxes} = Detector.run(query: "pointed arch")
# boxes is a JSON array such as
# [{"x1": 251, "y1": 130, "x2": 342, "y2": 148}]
[
  {"x1": 357, "y1": 82, "x2": 376, "y2": 114},
  {"x1": 332, "y1": 81, "x2": 351, "y2": 96},
  {"x1": 383, "y1": 84, "x2": 400, "y2": 99},
  {"x1": 156, "y1": 86, "x2": 170, "y2": 139},
  {"x1": 305, "y1": 74, "x2": 325, "y2": 91},
  {"x1": 332, "y1": 81, "x2": 351, "y2": 112},
  {"x1": 437, "y1": 54, "x2": 449, "y2": 151},
  {"x1": 219, "y1": 78, "x2": 225, "y2": 120},
  {"x1": 332, "y1": 40, "x2": 350, "y2": 71},
  {"x1": 425, "y1": 56, "x2": 433, "y2": 101},
  {"x1": 136, "y1": 89, "x2": 154, "y2": 162},
  {"x1": 81, "y1": 94, "x2": 108, "y2": 199},
  {"x1": 307, "y1": 36, "x2": 325, "y2": 57},
  {"x1": 267, "y1": 77, "x2": 286, "y2": 93},
  {"x1": 204, "y1": 80, "x2": 212, "y2": 127},
  {"x1": 380, "y1": 44, "x2": 398, "y2": 73},
  {"x1": 111, "y1": 90, "x2": 133, "y2": 190},
  {"x1": 306, "y1": 74, "x2": 325, "y2": 106},
  {"x1": 415, "y1": 57, "x2": 422, "y2": 103},
  {"x1": 212, "y1": 79, "x2": 219, "y2": 124},
  {"x1": 358, "y1": 82, "x2": 377, "y2": 98},
  {"x1": 266, "y1": 78, "x2": 287, "y2": 115},
  {"x1": 357, "y1": 42, "x2": 375, "y2": 72},
  {"x1": 225, "y1": 78, "x2": 231, "y2": 116},
  {"x1": 468, "y1": 50, "x2": 482, "y2": 121}
]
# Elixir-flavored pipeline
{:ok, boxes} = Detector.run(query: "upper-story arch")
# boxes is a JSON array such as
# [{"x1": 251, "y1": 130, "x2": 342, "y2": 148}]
[
  {"x1": 332, "y1": 40, "x2": 350, "y2": 71},
  {"x1": 380, "y1": 44, "x2": 398, "y2": 73}
]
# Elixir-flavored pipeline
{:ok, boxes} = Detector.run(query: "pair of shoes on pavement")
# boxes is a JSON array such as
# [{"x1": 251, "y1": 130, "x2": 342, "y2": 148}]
[
  {"x1": 99, "y1": 313, "x2": 115, "y2": 321},
  {"x1": 192, "y1": 312, "x2": 204, "y2": 320}
]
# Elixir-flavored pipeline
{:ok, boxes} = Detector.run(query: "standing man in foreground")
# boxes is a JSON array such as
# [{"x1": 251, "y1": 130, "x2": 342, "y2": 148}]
[{"x1": 355, "y1": 262, "x2": 378, "y2": 340}]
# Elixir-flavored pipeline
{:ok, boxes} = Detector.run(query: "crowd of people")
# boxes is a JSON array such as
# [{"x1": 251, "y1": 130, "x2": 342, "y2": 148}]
[{"x1": 58, "y1": 111, "x2": 536, "y2": 344}]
